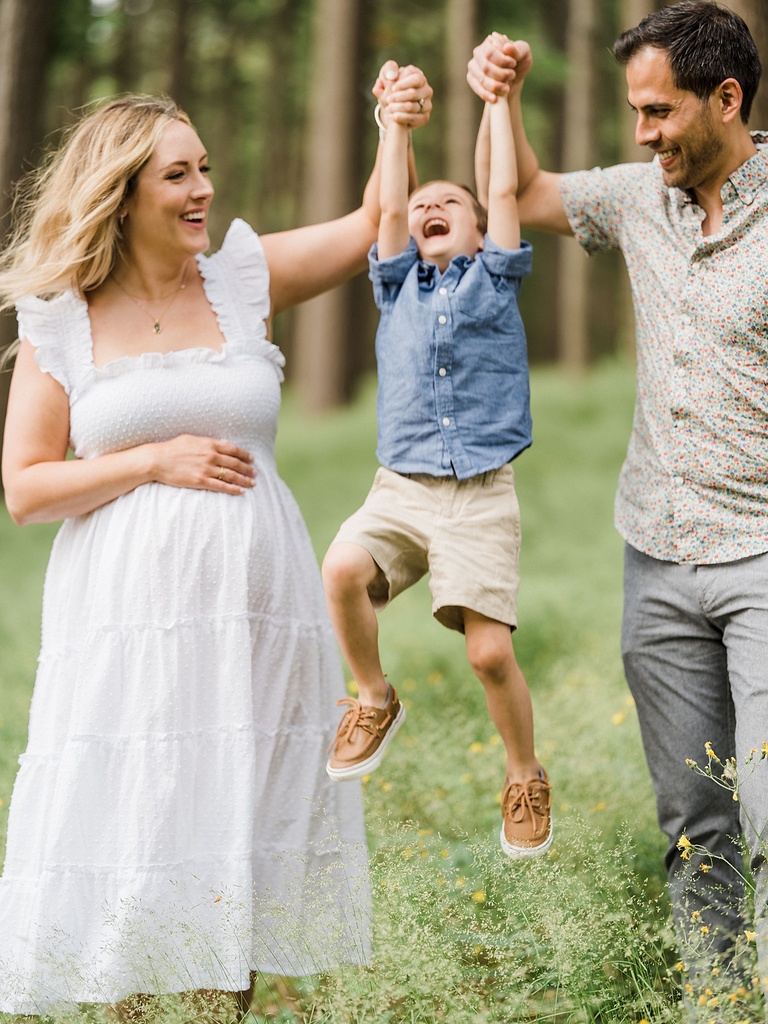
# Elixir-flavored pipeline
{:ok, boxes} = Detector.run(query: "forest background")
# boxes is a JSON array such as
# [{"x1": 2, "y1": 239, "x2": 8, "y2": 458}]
[
  {"x1": 1, "y1": 3, "x2": 768, "y2": 1020},
  {"x1": 1, "y1": 0, "x2": 767, "y2": 440}
]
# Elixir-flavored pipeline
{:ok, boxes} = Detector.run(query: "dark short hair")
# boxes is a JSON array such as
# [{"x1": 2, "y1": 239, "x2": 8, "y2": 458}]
[
  {"x1": 613, "y1": 0, "x2": 761, "y2": 124},
  {"x1": 460, "y1": 185, "x2": 488, "y2": 236}
]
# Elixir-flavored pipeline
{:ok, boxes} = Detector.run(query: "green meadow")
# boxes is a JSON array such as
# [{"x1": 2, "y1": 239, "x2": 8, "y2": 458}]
[{"x1": 0, "y1": 362, "x2": 759, "y2": 1022}]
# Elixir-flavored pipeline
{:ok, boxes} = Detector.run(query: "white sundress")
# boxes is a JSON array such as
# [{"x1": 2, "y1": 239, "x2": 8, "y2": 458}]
[{"x1": 0, "y1": 219, "x2": 370, "y2": 1014}]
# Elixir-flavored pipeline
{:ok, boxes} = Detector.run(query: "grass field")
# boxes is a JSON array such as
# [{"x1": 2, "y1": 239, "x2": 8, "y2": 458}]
[{"x1": 0, "y1": 361, "x2": 754, "y2": 1023}]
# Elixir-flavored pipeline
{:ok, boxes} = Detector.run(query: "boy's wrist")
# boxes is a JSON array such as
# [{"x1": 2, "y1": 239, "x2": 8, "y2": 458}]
[
  {"x1": 374, "y1": 103, "x2": 387, "y2": 144},
  {"x1": 374, "y1": 103, "x2": 413, "y2": 146}
]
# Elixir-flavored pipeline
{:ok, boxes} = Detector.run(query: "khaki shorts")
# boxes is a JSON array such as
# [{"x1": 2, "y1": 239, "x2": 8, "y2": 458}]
[{"x1": 331, "y1": 464, "x2": 522, "y2": 633}]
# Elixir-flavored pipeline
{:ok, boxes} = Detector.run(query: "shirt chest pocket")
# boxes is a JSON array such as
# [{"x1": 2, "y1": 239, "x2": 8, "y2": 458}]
[{"x1": 455, "y1": 274, "x2": 513, "y2": 322}]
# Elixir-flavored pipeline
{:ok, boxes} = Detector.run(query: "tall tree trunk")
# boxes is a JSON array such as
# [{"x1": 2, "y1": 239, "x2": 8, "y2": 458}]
[
  {"x1": 446, "y1": 0, "x2": 480, "y2": 186},
  {"x1": 556, "y1": 0, "x2": 596, "y2": 371},
  {"x1": 727, "y1": 0, "x2": 768, "y2": 129},
  {"x1": 0, "y1": 0, "x2": 56, "y2": 484},
  {"x1": 167, "y1": 0, "x2": 193, "y2": 111},
  {"x1": 113, "y1": 0, "x2": 142, "y2": 94},
  {"x1": 615, "y1": 0, "x2": 656, "y2": 361},
  {"x1": 293, "y1": 0, "x2": 362, "y2": 412}
]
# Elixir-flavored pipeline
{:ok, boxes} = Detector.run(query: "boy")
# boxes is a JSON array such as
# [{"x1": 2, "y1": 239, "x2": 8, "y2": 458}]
[{"x1": 322, "y1": 67, "x2": 550, "y2": 858}]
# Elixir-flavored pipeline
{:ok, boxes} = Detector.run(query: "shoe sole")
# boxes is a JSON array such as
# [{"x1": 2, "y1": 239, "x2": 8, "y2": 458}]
[
  {"x1": 499, "y1": 821, "x2": 553, "y2": 860},
  {"x1": 326, "y1": 702, "x2": 406, "y2": 782}
]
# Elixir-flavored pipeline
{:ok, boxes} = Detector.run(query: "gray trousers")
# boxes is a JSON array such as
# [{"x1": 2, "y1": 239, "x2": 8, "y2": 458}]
[{"x1": 622, "y1": 543, "x2": 768, "y2": 1000}]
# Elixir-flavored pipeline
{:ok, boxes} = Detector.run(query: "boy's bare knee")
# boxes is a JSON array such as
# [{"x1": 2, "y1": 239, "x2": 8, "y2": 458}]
[
  {"x1": 466, "y1": 633, "x2": 514, "y2": 684},
  {"x1": 322, "y1": 542, "x2": 375, "y2": 597}
]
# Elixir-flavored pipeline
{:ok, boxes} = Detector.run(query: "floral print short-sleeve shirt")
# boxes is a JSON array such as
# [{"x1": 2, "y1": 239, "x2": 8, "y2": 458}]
[{"x1": 561, "y1": 135, "x2": 768, "y2": 565}]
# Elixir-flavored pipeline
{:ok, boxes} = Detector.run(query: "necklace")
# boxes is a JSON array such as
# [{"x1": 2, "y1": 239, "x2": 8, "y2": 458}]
[{"x1": 112, "y1": 261, "x2": 190, "y2": 334}]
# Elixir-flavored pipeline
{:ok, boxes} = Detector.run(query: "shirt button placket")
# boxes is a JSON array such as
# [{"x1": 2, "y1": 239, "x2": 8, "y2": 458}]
[{"x1": 435, "y1": 295, "x2": 453, "y2": 442}]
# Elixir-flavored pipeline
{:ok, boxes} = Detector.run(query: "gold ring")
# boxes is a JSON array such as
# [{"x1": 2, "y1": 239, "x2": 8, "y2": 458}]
[{"x1": 217, "y1": 467, "x2": 227, "y2": 481}]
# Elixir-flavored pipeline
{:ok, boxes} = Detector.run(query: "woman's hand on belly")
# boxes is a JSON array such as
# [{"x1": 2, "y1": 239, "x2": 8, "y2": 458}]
[
  {"x1": 147, "y1": 434, "x2": 256, "y2": 494},
  {"x1": 3, "y1": 342, "x2": 255, "y2": 525}
]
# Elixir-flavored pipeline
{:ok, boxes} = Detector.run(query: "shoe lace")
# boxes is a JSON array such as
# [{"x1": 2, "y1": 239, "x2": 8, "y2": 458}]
[
  {"x1": 327, "y1": 697, "x2": 386, "y2": 753},
  {"x1": 502, "y1": 778, "x2": 551, "y2": 838}
]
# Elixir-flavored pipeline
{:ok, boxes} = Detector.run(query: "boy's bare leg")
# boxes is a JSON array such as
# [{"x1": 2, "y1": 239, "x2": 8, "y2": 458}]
[
  {"x1": 463, "y1": 608, "x2": 540, "y2": 781},
  {"x1": 322, "y1": 541, "x2": 389, "y2": 707},
  {"x1": 464, "y1": 608, "x2": 551, "y2": 856}
]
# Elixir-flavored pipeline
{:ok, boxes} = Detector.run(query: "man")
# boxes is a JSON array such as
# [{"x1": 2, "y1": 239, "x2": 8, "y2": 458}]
[{"x1": 468, "y1": 0, "x2": 767, "y2": 1009}]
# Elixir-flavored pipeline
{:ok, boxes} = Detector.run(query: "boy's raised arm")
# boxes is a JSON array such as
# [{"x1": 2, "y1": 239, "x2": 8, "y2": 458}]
[
  {"x1": 377, "y1": 118, "x2": 412, "y2": 260},
  {"x1": 470, "y1": 35, "x2": 572, "y2": 236},
  {"x1": 486, "y1": 93, "x2": 520, "y2": 251}
]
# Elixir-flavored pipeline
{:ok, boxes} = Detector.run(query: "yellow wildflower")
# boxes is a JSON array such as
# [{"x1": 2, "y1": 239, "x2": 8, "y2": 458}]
[
  {"x1": 701, "y1": 925, "x2": 709, "y2": 935},
  {"x1": 471, "y1": 890, "x2": 486, "y2": 903},
  {"x1": 677, "y1": 833, "x2": 693, "y2": 859},
  {"x1": 469, "y1": 741, "x2": 484, "y2": 753},
  {"x1": 745, "y1": 929, "x2": 757, "y2": 942}
]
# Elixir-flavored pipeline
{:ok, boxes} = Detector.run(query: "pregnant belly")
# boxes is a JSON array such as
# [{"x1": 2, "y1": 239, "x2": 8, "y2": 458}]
[{"x1": 41, "y1": 472, "x2": 317, "y2": 636}]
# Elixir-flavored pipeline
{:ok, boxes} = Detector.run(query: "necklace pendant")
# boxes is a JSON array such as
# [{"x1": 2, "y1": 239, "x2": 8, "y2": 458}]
[{"x1": 153, "y1": 322, "x2": 162, "y2": 334}]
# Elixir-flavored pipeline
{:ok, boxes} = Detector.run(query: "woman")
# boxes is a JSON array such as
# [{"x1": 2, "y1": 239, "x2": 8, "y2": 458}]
[{"x1": 0, "y1": 70, "x2": 430, "y2": 1020}]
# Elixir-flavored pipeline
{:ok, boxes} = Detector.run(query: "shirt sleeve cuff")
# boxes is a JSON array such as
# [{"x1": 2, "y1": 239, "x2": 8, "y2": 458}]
[
  {"x1": 368, "y1": 237, "x2": 420, "y2": 284},
  {"x1": 478, "y1": 237, "x2": 533, "y2": 278}
]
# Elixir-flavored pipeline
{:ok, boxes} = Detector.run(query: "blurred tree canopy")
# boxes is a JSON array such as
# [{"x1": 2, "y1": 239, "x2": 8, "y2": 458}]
[{"x1": 1, "y1": 0, "x2": 767, "y2": 414}]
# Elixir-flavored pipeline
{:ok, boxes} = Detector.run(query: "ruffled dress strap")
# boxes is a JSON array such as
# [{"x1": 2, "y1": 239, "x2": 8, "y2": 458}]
[
  {"x1": 16, "y1": 292, "x2": 93, "y2": 399},
  {"x1": 196, "y1": 219, "x2": 285, "y2": 381}
]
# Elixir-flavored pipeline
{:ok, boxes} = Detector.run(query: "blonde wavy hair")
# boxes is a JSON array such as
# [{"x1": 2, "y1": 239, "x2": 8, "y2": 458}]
[{"x1": 0, "y1": 95, "x2": 192, "y2": 311}]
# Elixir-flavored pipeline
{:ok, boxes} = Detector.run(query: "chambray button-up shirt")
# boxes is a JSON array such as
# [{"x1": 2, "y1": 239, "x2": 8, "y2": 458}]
[
  {"x1": 561, "y1": 136, "x2": 768, "y2": 564},
  {"x1": 369, "y1": 236, "x2": 532, "y2": 480}
]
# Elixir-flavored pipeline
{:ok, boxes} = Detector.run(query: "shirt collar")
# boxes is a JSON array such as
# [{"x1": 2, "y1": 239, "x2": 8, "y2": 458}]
[
  {"x1": 725, "y1": 132, "x2": 768, "y2": 205},
  {"x1": 417, "y1": 252, "x2": 474, "y2": 288}
]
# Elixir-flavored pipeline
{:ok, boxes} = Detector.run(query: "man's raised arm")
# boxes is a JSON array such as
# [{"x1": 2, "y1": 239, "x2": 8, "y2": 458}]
[{"x1": 469, "y1": 35, "x2": 572, "y2": 235}]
